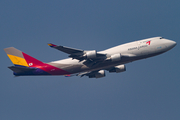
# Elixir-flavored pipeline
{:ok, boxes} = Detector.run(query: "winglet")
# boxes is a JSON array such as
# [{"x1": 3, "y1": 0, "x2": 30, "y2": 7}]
[
  {"x1": 64, "y1": 74, "x2": 71, "y2": 77},
  {"x1": 48, "y1": 43, "x2": 57, "y2": 47}
]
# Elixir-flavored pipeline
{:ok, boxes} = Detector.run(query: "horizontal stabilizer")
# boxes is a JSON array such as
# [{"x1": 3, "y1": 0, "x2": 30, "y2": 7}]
[{"x1": 8, "y1": 66, "x2": 36, "y2": 74}]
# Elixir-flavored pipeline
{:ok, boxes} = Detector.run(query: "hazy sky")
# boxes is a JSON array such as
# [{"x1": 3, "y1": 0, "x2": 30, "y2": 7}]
[{"x1": 1, "y1": 0, "x2": 180, "y2": 120}]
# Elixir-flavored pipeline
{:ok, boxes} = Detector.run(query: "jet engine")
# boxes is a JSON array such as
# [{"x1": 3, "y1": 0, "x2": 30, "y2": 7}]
[
  {"x1": 89, "y1": 70, "x2": 105, "y2": 78},
  {"x1": 86, "y1": 50, "x2": 97, "y2": 59},
  {"x1": 111, "y1": 53, "x2": 121, "y2": 62},
  {"x1": 109, "y1": 65, "x2": 126, "y2": 73}
]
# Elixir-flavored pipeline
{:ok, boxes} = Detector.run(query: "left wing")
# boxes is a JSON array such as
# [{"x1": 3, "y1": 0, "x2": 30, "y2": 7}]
[
  {"x1": 48, "y1": 43, "x2": 106, "y2": 62},
  {"x1": 48, "y1": 43, "x2": 83, "y2": 54},
  {"x1": 77, "y1": 64, "x2": 126, "y2": 78}
]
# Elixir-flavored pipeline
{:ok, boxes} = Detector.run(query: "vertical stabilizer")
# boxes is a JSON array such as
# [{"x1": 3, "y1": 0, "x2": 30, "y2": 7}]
[{"x1": 4, "y1": 47, "x2": 43, "y2": 67}]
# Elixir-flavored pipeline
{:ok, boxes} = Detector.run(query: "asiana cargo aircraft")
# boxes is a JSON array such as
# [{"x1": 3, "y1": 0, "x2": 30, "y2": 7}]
[{"x1": 4, "y1": 37, "x2": 176, "y2": 78}]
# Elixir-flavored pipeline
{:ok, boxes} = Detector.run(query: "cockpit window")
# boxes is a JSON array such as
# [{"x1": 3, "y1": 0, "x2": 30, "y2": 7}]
[{"x1": 160, "y1": 37, "x2": 164, "y2": 39}]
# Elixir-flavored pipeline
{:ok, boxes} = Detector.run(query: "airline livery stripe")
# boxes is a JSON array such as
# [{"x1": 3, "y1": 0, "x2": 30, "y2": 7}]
[{"x1": 22, "y1": 52, "x2": 71, "y2": 75}]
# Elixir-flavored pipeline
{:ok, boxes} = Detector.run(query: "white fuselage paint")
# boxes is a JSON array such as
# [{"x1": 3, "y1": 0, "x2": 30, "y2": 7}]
[{"x1": 49, "y1": 37, "x2": 176, "y2": 74}]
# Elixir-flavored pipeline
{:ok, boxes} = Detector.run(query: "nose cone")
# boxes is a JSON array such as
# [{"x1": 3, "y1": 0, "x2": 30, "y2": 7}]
[
  {"x1": 161, "y1": 39, "x2": 177, "y2": 50},
  {"x1": 171, "y1": 41, "x2": 177, "y2": 47},
  {"x1": 167, "y1": 40, "x2": 177, "y2": 49}
]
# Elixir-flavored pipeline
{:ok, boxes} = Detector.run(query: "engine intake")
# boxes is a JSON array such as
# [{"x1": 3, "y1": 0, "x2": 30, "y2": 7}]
[
  {"x1": 86, "y1": 50, "x2": 97, "y2": 59},
  {"x1": 111, "y1": 53, "x2": 121, "y2": 62},
  {"x1": 89, "y1": 70, "x2": 105, "y2": 78},
  {"x1": 109, "y1": 65, "x2": 126, "y2": 73}
]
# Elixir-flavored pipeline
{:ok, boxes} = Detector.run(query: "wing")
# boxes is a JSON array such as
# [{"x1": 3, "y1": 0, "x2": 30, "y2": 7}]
[
  {"x1": 48, "y1": 43, "x2": 83, "y2": 54},
  {"x1": 48, "y1": 43, "x2": 106, "y2": 62},
  {"x1": 77, "y1": 70, "x2": 106, "y2": 78},
  {"x1": 79, "y1": 64, "x2": 126, "y2": 78}
]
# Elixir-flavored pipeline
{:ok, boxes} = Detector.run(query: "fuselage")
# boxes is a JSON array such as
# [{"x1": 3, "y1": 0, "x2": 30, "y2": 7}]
[{"x1": 47, "y1": 37, "x2": 176, "y2": 75}]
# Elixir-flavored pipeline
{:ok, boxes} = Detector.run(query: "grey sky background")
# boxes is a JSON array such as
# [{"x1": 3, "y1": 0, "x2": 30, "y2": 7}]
[{"x1": 1, "y1": 0, "x2": 180, "y2": 120}]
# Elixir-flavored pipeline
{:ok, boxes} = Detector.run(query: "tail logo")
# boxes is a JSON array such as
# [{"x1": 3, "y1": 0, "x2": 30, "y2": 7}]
[{"x1": 29, "y1": 63, "x2": 33, "y2": 66}]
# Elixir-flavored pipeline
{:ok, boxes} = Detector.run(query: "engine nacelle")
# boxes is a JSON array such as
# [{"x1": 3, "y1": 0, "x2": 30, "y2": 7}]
[
  {"x1": 86, "y1": 50, "x2": 97, "y2": 59},
  {"x1": 109, "y1": 65, "x2": 126, "y2": 73},
  {"x1": 89, "y1": 70, "x2": 105, "y2": 78},
  {"x1": 111, "y1": 53, "x2": 121, "y2": 62}
]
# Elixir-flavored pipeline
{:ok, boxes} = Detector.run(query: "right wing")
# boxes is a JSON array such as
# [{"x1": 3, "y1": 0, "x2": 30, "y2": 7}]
[
  {"x1": 77, "y1": 64, "x2": 126, "y2": 78},
  {"x1": 77, "y1": 70, "x2": 106, "y2": 78}
]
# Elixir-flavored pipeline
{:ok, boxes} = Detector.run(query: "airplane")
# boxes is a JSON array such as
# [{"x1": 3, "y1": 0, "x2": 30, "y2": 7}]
[{"x1": 4, "y1": 37, "x2": 176, "y2": 78}]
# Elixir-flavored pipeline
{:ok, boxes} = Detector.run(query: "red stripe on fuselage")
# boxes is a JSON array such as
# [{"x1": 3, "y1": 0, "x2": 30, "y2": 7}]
[{"x1": 22, "y1": 52, "x2": 71, "y2": 75}]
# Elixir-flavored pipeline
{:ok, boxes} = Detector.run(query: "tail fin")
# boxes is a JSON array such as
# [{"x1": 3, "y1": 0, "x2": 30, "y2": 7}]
[{"x1": 4, "y1": 47, "x2": 44, "y2": 67}]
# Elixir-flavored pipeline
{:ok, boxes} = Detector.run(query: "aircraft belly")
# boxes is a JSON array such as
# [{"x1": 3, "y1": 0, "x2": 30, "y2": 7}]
[
  {"x1": 80, "y1": 59, "x2": 133, "y2": 73},
  {"x1": 48, "y1": 62, "x2": 83, "y2": 74},
  {"x1": 49, "y1": 60, "x2": 130, "y2": 75},
  {"x1": 63, "y1": 65, "x2": 84, "y2": 73}
]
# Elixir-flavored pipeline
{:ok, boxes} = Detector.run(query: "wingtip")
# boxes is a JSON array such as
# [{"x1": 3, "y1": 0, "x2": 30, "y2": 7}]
[
  {"x1": 64, "y1": 74, "x2": 71, "y2": 77},
  {"x1": 48, "y1": 43, "x2": 57, "y2": 47}
]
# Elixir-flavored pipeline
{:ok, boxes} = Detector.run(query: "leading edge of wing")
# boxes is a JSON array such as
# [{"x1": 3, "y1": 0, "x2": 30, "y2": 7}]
[{"x1": 48, "y1": 43, "x2": 84, "y2": 54}]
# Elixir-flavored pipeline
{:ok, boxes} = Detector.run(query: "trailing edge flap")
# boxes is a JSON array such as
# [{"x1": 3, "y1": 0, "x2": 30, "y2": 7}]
[
  {"x1": 48, "y1": 43, "x2": 83, "y2": 54},
  {"x1": 8, "y1": 66, "x2": 36, "y2": 73}
]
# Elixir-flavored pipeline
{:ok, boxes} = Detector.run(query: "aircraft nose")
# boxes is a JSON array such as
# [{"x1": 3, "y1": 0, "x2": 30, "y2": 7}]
[
  {"x1": 165, "y1": 39, "x2": 177, "y2": 49},
  {"x1": 168, "y1": 40, "x2": 176, "y2": 47}
]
